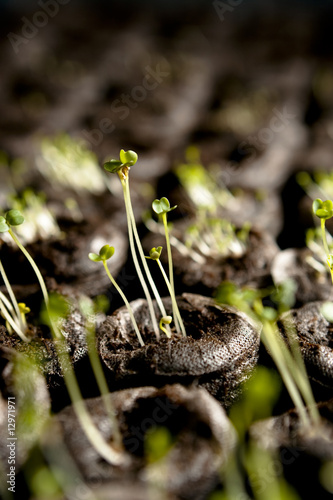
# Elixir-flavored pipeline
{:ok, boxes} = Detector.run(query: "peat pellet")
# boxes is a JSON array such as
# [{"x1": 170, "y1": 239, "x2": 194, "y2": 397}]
[
  {"x1": 278, "y1": 301, "x2": 333, "y2": 390},
  {"x1": 57, "y1": 384, "x2": 236, "y2": 500},
  {"x1": 97, "y1": 293, "x2": 260, "y2": 407}
]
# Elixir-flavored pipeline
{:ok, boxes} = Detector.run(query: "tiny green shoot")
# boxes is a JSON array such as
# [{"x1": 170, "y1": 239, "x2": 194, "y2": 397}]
[
  {"x1": 41, "y1": 293, "x2": 125, "y2": 466},
  {"x1": 146, "y1": 246, "x2": 186, "y2": 337},
  {"x1": 152, "y1": 198, "x2": 183, "y2": 335},
  {"x1": 159, "y1": 316, "x2": 173, "y2": 337},
  {"x1": 0, "y1": 209, "x2": 57, "y2": 338},
  {"x1": 89, "y1": 244, "x2": 144, "y2": 346},
  {"x1": 104, "y1": 150, "x2": 171, "y2": 339},
  {"x1": 312, "y1": 198, "x2": 333, "y2": 282}
]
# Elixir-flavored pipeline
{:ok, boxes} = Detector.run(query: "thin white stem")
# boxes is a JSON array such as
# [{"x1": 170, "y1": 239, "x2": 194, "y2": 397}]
[
  {"x1": 122, "y1": 177, "x2": 171, "y2": 337},
  {"x1": 125, "y1": 182, "x2": 170, "y2": 325},
  {"x1": 0, "y1": 258, "x2": 22, "y2": 328},
  {"x1": 85, "y1": 320, "x2": 123, "y2": 447},
  {"x1": 8, "y1": 229, "x2": 49, "y2": 309},
  {"x1": 162, "y1": 213, "x2": 180, "y2": 333},
  {"x1": 103, "y1": 261, "x2": 144, "y2": 346},
  {"x1": 52, "y1": 323, "x2": 125, "y2": 466},
  {"x1": 120, "y1": 177, "x2": 159, "y2": 338},
  {"x1": 8, "y1": 228, "x2": 61, "y2": 339},
  {"x1": 0, "y1": 298, "x2": 29, "y2": 342},
  {"x1": 262, "y1": 321, "x2": 310, "y2": 428},
  {"x1": 279, "y1": 317, "x2": 320, "y2": 426},
  {"x1": 157, "y1": 259, "x2": 186, "y2": 337}
]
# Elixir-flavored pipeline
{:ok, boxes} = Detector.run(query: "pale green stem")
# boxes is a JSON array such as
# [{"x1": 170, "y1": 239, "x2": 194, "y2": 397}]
[
  {"x1": 279, "y1": 317, "x2": 320, "y2": 425},
  {"x1": 9, "y1": 229, "x2": 49, "y2": 307},
  {"x1": 120, "y1": 176, "x2": 159, "y2": 338},
  {"x1": 0, "y1": 258, "x2": 22, "y2": 327},
  {"x1": 156, "y1": 259, "x2": 186, "y2": 337},
  {"x1": 52, "y1": 322, "x2": 125, "y2": 465},
  {"x1": 85, "y1": 320, "x2": 123, "y2": 447},
  {"x1": 161, "y1": 213, "x2": 180, "y2": 333},
  {"x1": 159, "y1": 318, "x2": 171, "y2": 338},
  {"x1": 0, "y1": 297, "x2": 29, "y2": 342},
  {"x1": 8, "y1": 228, "x2": 62, "y2": 339},
  {"x1": 103, "y1": 260, "x2": 144, "y2": 346},
  {"x1": 321, "y1": 218, "x2": 330, "y2": 258},
  {"x1": 321, "y1": 218, "x2": 333, "y2": 283},
  {"x1": 20, "y1": 310, "x2": 27, "y2": 329},
  {"x1": 262, "y1": 320, "x2": 310, "y2": 428},
  {"x1": 122, "y1": 176, "x2": 171, "y2": 337}
]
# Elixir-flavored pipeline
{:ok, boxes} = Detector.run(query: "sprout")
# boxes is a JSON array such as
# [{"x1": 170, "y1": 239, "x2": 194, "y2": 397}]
[
  {"x1": 104, "y1": 150, "x2": 171, "y2": 339},
  {"x1": 89, "y1": 245, "x2": 144, "y2": 346},
  {"x1": 146, "y1": 246, "x2": 186, "y2": 338},
  {"x1": 312, "y1": 198, "x2": 333, "y2": 282},
  {"x1": 159, "y1": 316, "x2": 173, "y2": 337},
  {"x1": 0, "y1": 209, "x2": 55, "y2": 338},
  {"x1": 152, "y1": 198, "x2": 184, "y2": 335}
]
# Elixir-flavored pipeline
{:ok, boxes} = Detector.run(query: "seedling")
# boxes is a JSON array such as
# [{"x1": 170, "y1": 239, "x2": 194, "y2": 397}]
[
  {"x1": 0, "y1": 209, "x2": 57, "y2": 338},
  {"x1": 216, "y1": 281, "x2": 320, "y2": 429},
  {"x1": 89, "y1": 244, "x2": 144, "y2": 346},
  {"x1": 174, "y1": 148, "x2": 251, "y2": 262},
  {"x1": 159, "y1": 315, "x2": 173, "y2": 337},
  {"x1": 8, "y1": 188, "x2": 62, "y2": 244},
  {"x1": 312, "y1": 198, "x2": 333, "y2": 283},
  {"x1": 41, "y1": 292, "x2": 125, "y2": 466},
  {"x1": 104, "y1": 150, "x2": 171, "y2": 339},
  {"x1": 79, "y1": 296, "x2": 123, "y2": 449},
  {"x1": 146, "y1": 246, "x2": 186, "y2": 337}
]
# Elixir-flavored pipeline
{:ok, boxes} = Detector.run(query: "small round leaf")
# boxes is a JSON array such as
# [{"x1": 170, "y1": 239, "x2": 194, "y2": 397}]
[
  {"x1": 5, "y1": 209, "x2": 24, "y2": 226},
  {"x1": 119, "y1": 149, "x2": 138, "y2": 166},
  {"x1": 99, "y1": 244, "x2": 115, "y2": 261},
  {"x1": 0, "y1": 216, "x2": 9, "y2": 233},
  {"x1": 152, "y1": 197, "x2": 177, "y2": 215},
  {"x1": 104, "y1": 160, "x2": 123, "y2": 174},
  {"x1": 88, "y1": 252, "x2": 102, "y2": 262},
  {"x1": 313, "y1": 198, "x2": 333, "y2": 220},
  {"x1": 148, "y1": 246, "x2": 162, "y2": 260}
]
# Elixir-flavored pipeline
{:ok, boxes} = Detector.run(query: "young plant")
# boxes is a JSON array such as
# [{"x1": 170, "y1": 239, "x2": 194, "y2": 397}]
[
  {"x1": 41, "y1": 293, "x2": 125, "y2": 466},
  {"x1": 146, "y1": 246, "x2": 186, "y2": 337},
  {"x1": 216, "y1": 281, "x2": 320, "y2": 429},
  {"x1": 0, "y1": 211, "x2": 30, "y2": 341},
  {"x1": 89, "y1": 244, "x2": 144, "y2": 346},
  {"x1": 152, "y1": 198, "x2": 185, "y2": 335},
  {"x1": 0, "y1": 209, "x2": 58, "y2": 338},
  {"x1": 312, "y1": 198, "x2": 333, "y2": 282},
  {"x1": 104, "y1": 150, "x2": 171, "y2": 339}
]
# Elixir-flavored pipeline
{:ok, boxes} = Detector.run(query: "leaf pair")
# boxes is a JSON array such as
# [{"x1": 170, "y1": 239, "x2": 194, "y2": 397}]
[
  {"x1": 146, "y1": 246, "x2": 163, "y2": 261},
  {"x1": 152, "y1": 197, "x2": 177, "y2": 215},
  {"x1": 0, "y1": 210, "x2": 25, "y2": 233},
  {"x1": 313, "y1": 199, "x2": 333, "y2": 220},
  {"x1": 89, "y1": 244, "x2": 115, "y2": 262},
  {"x1": 104, "y1": 150, "x2": 138, "y2": 174}
]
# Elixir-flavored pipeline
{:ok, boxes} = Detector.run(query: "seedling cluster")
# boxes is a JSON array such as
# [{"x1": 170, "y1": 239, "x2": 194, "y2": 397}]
[
  {"x1": 90, "y1": 150, "x2": 187, "y2": 343},
  {"x1": 174, "y1": 148, "x2": 251, "y2": 262}
]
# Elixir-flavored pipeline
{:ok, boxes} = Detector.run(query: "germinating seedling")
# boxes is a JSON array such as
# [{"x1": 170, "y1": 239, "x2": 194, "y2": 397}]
[
  {"x1": 216, "y1": 282, "x2": 320, "y2": 429},
  {"x1": 312, "y1": 198, "x2": 333, "y2": 282},
  {"x1": 146, "y1": 246, "x2": 186, "y2": 337},
  {"x1": 312, "y1": 198, "x2": 333, "y2": 322},
  {"x1": 151, "y1": 198, "x2": 186, "y2": 336},
  {"x1": 0, "y1": 209, "x2": 59, "y2": 338},
  {"x1": 104, "y1": 150, "x2": 171, "y2": 339},
  {"x1": 89, "y1": 244, "x2": 144, "y2": 346},
  {"x1": 0, "y1": 211, "x2": 31, "y2": 341}
]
